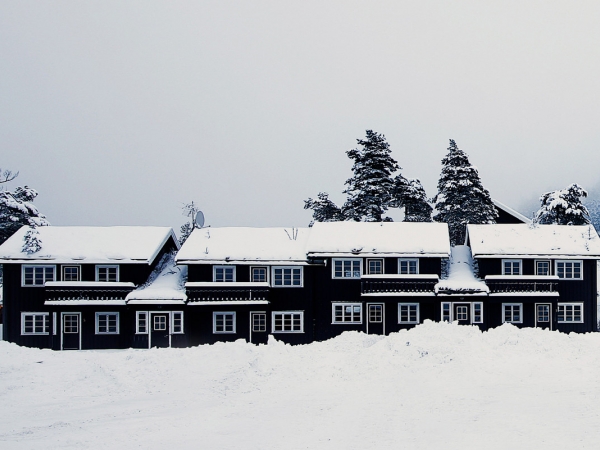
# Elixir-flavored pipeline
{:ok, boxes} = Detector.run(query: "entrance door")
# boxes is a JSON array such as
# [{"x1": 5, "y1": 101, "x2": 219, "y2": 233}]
[
  {"x1": 366, "y1": 303, "x2": 385, "y2": 335},
  {"x1": 535, "y1": 303, "x2": 552, "y2": 330},
  {"x1": 453, "y1": 304, "x2": 471, "y2": 325},
  {"x1": 250, "y1": 312, "x2": 268, "y2": 344},
  {"x1": 61, "y1": 313, "x2": 81, "y2": 350},
  {"x1": 150, "y1": 313, "x2": 170, "y2": 348}
]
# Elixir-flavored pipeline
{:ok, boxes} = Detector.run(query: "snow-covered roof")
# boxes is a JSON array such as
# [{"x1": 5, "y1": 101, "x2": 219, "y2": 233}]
[
  {"x1": 492, "y1": 199, "x2": 531, "y2": 224},
  {"x1": 0, "y1": 226, "x2": 177, "y2": 264},
  {"x1": 306, "y1": 222, "x2": 451, "y2": 257},
  {"x1": 126, "y1": 253, "x2": 187, "y2": 302},
  {"x1": 435, "y1": 245, "x2": 489, "y2": 295},
  {"x1": 175, "y1": 227, "x2": 311, "y2": 264},
  {"x1": 467, "y1": 224, "x2": 600, "y2": 258}
]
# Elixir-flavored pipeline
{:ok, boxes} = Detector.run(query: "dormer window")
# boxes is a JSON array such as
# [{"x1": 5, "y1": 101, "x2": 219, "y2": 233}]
[
  {"x1": 96, "y1": 265, "x2": 119, "y2": 282},
  {"x1": 214, "y1": 266, "x2": 236, "y2": 282},
  {"x1": 398, "y1": 259, "x2": 418, "y2": 275},
  {"x1": 502, "y1": 259, "x2": 522, "y2": 276}
]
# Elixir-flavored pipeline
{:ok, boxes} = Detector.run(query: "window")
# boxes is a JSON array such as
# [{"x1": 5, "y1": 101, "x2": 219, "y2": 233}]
[
  {"x1": 252, "y1": 313, "x2": 266, "y2": 332},
  {"x1": 556, "y1": 261, "x2": 583, "y2": 280},
  {"x1": 472, "y1": 303, "x2": 483, "y2": 323},
  {"x1": 213, "y1": 312, "x2": 236, "y2": 333},
  {"x1": 22, "y1": 265, "x2": 55, "y2": 286},
  {"x1": 136, "y1": 312, "x2": 148, "y2": 334},
  {"x1": 558, "y1": 303, "x2": 583, "y2": 323},
  {"x1": 272, "y1": 267, "x2": 303, "y2": 287},
  {"x1": 96, "y1": 265, "x2": 119, "y2": 282},
  {"x1": 456, "y1": 306, "x2": 468, "y2": 321},
  {"x1": 153, "y1": 315, "x2": 167, "y2": 331},
  {"x1": 368, "y1": 305, "x2": 382, "y2": 323},
  {"x1": 502, "y1": 259, "x2": 522, "y2": 276},
  {"x1": 95, "y1": 313, "x2": 119, "y2": 334},
  {"x1": 63, "y1": 315, "x2": 79, "y2": 334},
  {"x1": 537, "y1": 305, "x2": 550, "y2": 323},
  {"x1": 442, "y1": 303, "x2": 451, "y2": 322},
  {"x1": 398, "y1": 259, "x2": 418, "y2": 275},
  {"x1": 502, "y1": 303, "x2": 522, "y2": 323},
  {"x1": 251, "y1": 267, "x2": 268, "y2": 283},
  {"x1": 333, "y1": 259, "x2": 362, "y2": 279},
  {"x1": 21, "y1": 313, "x2": 49, "y2": 335},
  {"x1": 214, "y1": 266, "x2": 235, "y2": 282},
  {"x1": 172, "y1": 312, "x2": 184, "y2": 334},
  {"x1": 367, "y1": 259, "x2": 384, "y2": 275},
  {"x1": 398, "y1": 303, "x2": 419, "y2": 324},
  {"x1": 332, "y1": 303, "x2": 362, "y2": 324},
  {"x1": 62, "y1": 266, "x2": 81, "y2": 281},
  {"x1": 272, "y1": 312, "x2": 303, "y2": 333},
  {"x1": 536, "y1": 260, "x2": 551, "y2": 276}
]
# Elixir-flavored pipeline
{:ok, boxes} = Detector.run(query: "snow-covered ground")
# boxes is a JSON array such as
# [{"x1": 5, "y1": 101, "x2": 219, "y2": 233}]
[{"x1": 1, "y1": 322, "x2": 600, "y2": 449}]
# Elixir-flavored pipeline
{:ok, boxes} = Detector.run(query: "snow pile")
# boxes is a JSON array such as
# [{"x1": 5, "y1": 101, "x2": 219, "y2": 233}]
[
  {"x1": 307, "y1": 221, "x2": 450, "y2": 256},
  {"x1": 0, "y1": 226, "x2": 176, "y2": 263},
  {"x1": 126, "y1": 252, "x2": 187, "y2": 302},
  {"x1": 468, "y1": 223, "x2": 600, "y2": 257},
  {"x1": 435, "y1": 245, "x2": 489, "y2": 294},
  {"x1": 176, "y1": 227, "x2": 310, "y2": 263},
  {"x1": 2, "y1": 322, "x2": 600, "y2": 449}
]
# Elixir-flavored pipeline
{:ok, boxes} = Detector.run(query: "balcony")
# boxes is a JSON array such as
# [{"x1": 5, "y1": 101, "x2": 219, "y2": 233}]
[
  {"x1": 361, "y1": 275, "x2": 439, "y2": 296},
  {"x1": 185, "y1": 282, "x2": 270, "y2": 304},
  {"x1": 44, "y1": 281, "x2": 136, "y2": 305},
  {"x1": 485, "y1": 275, "x2": 559, "y2": 295}
]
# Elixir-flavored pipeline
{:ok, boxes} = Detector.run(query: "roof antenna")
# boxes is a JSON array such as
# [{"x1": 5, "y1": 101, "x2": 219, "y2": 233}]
[{"x1": 194, "y1": 210, "x2": 205, "y2": 229}]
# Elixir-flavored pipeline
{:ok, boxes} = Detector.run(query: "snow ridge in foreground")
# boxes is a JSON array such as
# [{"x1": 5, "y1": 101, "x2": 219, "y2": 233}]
[{"x1": 1, "y1": 321, "x2": 600, "y2": 449}]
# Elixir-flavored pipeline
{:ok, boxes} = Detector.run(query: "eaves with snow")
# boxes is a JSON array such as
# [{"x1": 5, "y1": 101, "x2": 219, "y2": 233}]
[
  {"x1": 0, "y1": 226, "x2": 178, "y2": 264},
  {"x1": 467, "y1": 224, "x2": 600, "y2": 259}
]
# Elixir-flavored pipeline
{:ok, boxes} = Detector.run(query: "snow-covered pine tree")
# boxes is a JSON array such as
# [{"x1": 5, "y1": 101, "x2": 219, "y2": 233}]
[
  {"x1": 342, "y1": 130, "x2": 399, "y2": 222},
  {"x1": 0, "y1": 185, "x2": 50, "y2": 245},
  {"x1": 22, "y1": 227, "x2": 42, "y2": 254},
  {"x1": 303, "y1": 192, "x2": 344, "y2": 226},
  {"x1": 534, "y1": 183, "x2": 590, "y2": 225},
  {"x1": 433, "y1": 139, "x2": 497, "y2": 245},
  {"x1": 393, "y1": 176, "x2": 433, "y2": 222},
  {"x1": 179, "y1": 201, "x2": 200, "y2": 245}
]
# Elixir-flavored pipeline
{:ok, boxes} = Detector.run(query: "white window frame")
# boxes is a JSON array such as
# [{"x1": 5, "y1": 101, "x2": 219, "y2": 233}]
[
  {"x1": 441, "y1": 302, "x2": 452, "y2": 322},
  {"x1": 368, "y1": 304, "x2": 383, "y2": 323},
  {"x1": 557, "y1": 303, "x2": 584, "y2": 323},
  {"x1": 252, "y1": 312, "x2": 267, "y2": 332},
  {"x1": 22, "y1": 265, "x2": 56, "y2": 287},
  {"x1": 332, "y1": 303, "x2": 363, "y2": 324},
  {"x1": 213, "y1": 265, "x2": 236, "y2": 282},
  {"x1": 502, "y1": 303, "x2": 523, "y2": 324},
  {"x1": 555, "y1": 260, "x2": 583, "y2": 280},
  {"x1": 171, "y1": 311, "x2": 184, "y2": 334},
  {"x1": 502, "y1": 259, "x2": 522, "y2": 276},
  {"x1": 272, "y1": 311, "x2": 304, "y2": 333},
  {"x1": 250, "y1": 266, "x2": 269, "y2": 283},
  {"x1": 95, "y1": 312, "x2": 120, "y2": 334},
  {"x1": 398, "y1": 303, "x2": 420, "y2": 324},
  {"x1": 366, "y1": 258, "x2": 384, "y2": 275},
  {"x1": 62, "y1": 265, "x2": 81, "y2": 282},
  {"x1": 398, "y1": 258, "x2": 419, "y2": 275},
  {"x1": 136, "y1": 311, "x2": 148, "y2": 334},
  {"x1": 535, "y1": 260, "x2": 551, "y2": 276},
  {"x1": 213, "y1": 312, "x2": 236, "y2": 334},
  {"x1": 271, "y1": 266, "x2": 303, "y2": 287},
  {"x1": 96, "y1": 265, "x2": 119, "y2": 282},
  {"x1": 332, "y1": 258, "x2": 362, "y2": 279},
  {"x1": 472, "y1": 302, "x2": 483, "y2": 324},
  {"x1": 21, "y1": 312, "x2": 50, "y2": 335}
]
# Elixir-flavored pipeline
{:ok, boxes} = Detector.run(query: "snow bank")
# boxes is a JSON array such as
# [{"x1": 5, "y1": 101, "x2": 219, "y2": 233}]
[
  {"x1": 0, "y1": 226, "x2": 176, "y2": 264},
  {"x1": 2, "y1": 322, "x2": 600, "y2": 449},
  {"x1": 435, "y1": 245, "x2": 489, "y2": 294},
  {"x1": 468, "y1": 223, "x2": 600, "y2": 257}
]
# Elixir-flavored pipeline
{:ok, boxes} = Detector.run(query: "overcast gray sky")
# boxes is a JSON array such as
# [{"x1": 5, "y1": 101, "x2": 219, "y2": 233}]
[{"x1": 2, "y1": 1, "x2": 600, "y2": 232}]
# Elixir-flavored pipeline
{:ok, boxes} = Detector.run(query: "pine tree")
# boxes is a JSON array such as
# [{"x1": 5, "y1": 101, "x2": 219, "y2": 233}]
[
  {"x1": 22, "y1": 227, "x2": 42, "y2": 254},
  {"x1": 433, "y1": 139, "x2": 497, "y2": 245},
  {"x1": 0, "y1": 185, "x2": 50, "y2": 245},
  {"x1": 394, "y1": 176, "x2": 433, "y2": 222},
  {"x1": 342, "y1": 130, "x2": 399, "y2": 222},
  {"x1": 303, "y1": 192, "x2": 344, "y2": 226},
  {"x1": 534, "y1": 183, "x2": 590, "y2": 225}
]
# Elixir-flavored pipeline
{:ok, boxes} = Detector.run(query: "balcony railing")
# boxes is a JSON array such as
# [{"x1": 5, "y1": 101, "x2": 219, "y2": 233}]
[
  {"x1": 45, "y1": 287, "x2": 134, "y2": 301},
  {"x1": 362, "y1": 280, "x2": 437, "y2": 295},
  {"x1": 187, "y1": 288, "x2": 269, "y2": 302},
  {"x1": 486, "y1": 280, "x2": 558, "y2": 294}
]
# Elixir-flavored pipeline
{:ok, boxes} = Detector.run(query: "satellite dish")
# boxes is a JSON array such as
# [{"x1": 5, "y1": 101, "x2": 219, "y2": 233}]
[{"x1": 195, "y1": 210, "x2": 205, "y2": 228}]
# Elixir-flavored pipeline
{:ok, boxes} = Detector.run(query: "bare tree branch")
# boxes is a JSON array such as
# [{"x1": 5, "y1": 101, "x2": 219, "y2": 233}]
[{"x1": 0, "y1": 169, "x2": 19, "y2": 184}]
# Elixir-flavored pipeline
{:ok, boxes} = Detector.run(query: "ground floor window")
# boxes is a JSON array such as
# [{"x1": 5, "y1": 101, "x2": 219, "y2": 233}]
[
  {"x1": 442, "y1": 303, "x2": 451, "y2": 322},
  {"x1": 172, "y1": 312, "x2": 184, "y2": 334},
  {"x1": 368, "y1": 304, "x2": 383, "y2": 323},
  {"x1": 136, "y1": 312, "x2": 148, "y2": 334},
  {"x1": 472, "y1": 303, "x2": 483, "y2": 323},
  {"x1": 557, "y1": 303, "x2": 583, "y2": 323},
  {"x1": 252, "y1": 313, "x2": 267, "y2": 332},
  {"x1": 21, "y1": 313, "x2": 50, "y2": 335},
  {"x1": 398, "y1": 303, "x2": 419, "y2": 324},
  {"x1": 332, "y1": 303, "x2": 362, "y2": 324},
  {"x1": 502, "y1": 303, "x2": 522, "y2": 324},
  {"x1": 96, "y1": 312, "x2": 119, "y2": 334},
  {"x1": 272, "y1": 311, "x2": 303, "y2": 333},
  {"x1": 213, "y1": 312, "x2": 236, "y2": 333}
]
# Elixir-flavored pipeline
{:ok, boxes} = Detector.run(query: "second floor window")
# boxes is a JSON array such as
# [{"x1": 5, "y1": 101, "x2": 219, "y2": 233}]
[
  {"x1": 22, "y1": 265, "x2": 55, "y2": 286},
  {"x1": 62, "y1": 266, "x2": 80, "y2": 282},
  {"x1": 536, "y1": 261, "x2": 550, "y2": 276},
  {"x1": 398, "y1": 259, "x2": 418, "y2": 275},
  {"x1": 333, "y1": 259, "x2": 361, "y2": 279},
  {"x1": 367, "y1": 259, "x2": 383, "y2": 275},
  {"x1": 556, "y1": 261, "x2": 582, "y2": 279},
  {"x1": 272, "y1": 267, "x2": 302, "y2": 287},
  {"x1": 251, "y1": 267, "x2": 268, "y2": 283},
  {"x1": 214, "y1": 266, "x2": 235, "y2": 282},
  {"x1": 502, "y1": 259, "x2": 522, "y2": 276},
  {"x1": 96, "y1": 265, "x2": 119, "y2": 282}
]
